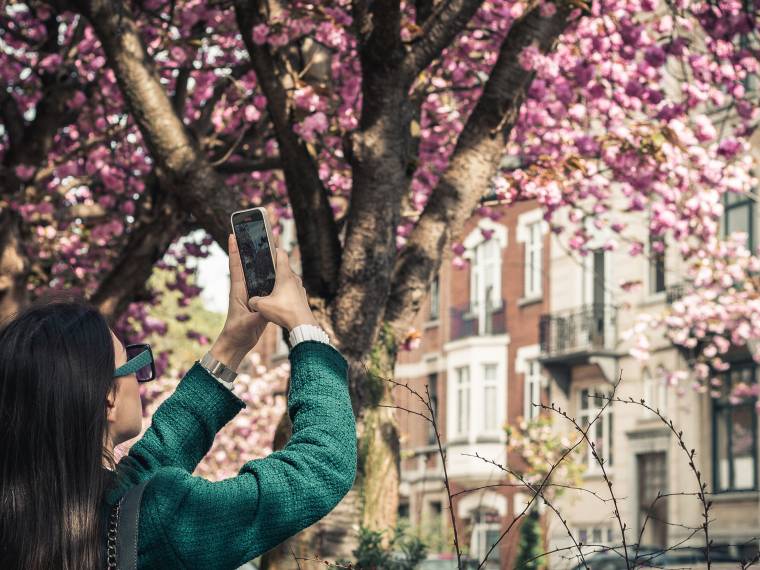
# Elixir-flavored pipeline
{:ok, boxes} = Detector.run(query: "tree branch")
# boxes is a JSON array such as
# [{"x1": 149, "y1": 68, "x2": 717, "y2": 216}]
[
  {"x1": 214, "y1": 156, "x2": 282, "y2": 174},
  {"x1": 2, "y1": 77, "x2": 79, "y2": 169},
  {"x1": 415, "y1": 0, "x2": 435, "y2": 25},
  {"x1": 172, "y1": 66, "x2": 191, "y2": 117},
  {"x1": 358, "y1": 0, "x2": 403, "y2": 69},
  {"x1": 69, "y1": 0, "x2": 242, "y2": 247},
  {"x1": 402, "y1": 0, "x2": 486, "y2": 83},
  {"x1": 91, "y1": 176, "x2": 187, "y2": 321},
  {"x1": 190, "y1": 65, "x2": 249, "y2": 137},
  {"x1": 384, "y1": 1, "x2": 574, "y2": 337},
  {"x1": 234, "y1": 0, "x2": 342, "y2": 300}
]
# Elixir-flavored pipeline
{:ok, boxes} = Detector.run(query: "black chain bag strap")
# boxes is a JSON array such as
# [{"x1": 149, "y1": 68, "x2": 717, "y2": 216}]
[{"x1": 106, "y1": 480, "x2": 149, "y2": 570}]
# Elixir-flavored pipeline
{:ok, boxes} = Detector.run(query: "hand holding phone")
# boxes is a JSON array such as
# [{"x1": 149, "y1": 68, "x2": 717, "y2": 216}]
[
  {"x1": 209, "y1": 234, "x2": 269, "y2": 370},
  {"x1": 230, "y1": 207, "x2": 277, "y2": 298},
  {"x1": 247, "y1": 248, "x2": 318, "y2": 331}
]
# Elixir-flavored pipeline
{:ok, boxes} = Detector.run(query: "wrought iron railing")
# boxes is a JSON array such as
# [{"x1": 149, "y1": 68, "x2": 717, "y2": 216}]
[
  {"x1": 539, "y1": 304, "x2": 617, "y2": 356},
  {"x1": 665, "y1": 283, "x2": 687, "y2": 304},
  {"x1": 450, "y1": 298, "x2": 506, "y2": 340}
]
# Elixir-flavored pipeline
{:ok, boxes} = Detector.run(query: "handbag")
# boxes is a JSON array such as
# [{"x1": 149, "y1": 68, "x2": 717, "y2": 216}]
[{"x1": 106, "y1": 480, "x2": 149, "y2": 570}]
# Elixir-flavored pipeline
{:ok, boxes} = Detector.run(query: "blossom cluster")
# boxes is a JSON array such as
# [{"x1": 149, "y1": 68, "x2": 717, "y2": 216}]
[{"x1": 1, "y1": 0, "x2": 757, "y2": 407}]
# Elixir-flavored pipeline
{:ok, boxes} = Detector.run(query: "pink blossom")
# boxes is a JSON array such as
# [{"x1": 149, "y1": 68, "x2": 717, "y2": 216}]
[
  {"x1": 518, "y1": 45, "x2": 542, "y2": 71},
  {"x1": 38, "y1": 53, "x2": 62, "y2": 71},
  {"x1": 15, "y1": 165, "x2": 35, "y2": 180},
  {"x1": 252, "y1": 24, "x2": 269, "y2": 45},
  {"x1": 67, "y1": 91, "x2": 87, "y2": 110},
  {"x1": 540, "y1": 2, "x2": 557, "y2": 17}
]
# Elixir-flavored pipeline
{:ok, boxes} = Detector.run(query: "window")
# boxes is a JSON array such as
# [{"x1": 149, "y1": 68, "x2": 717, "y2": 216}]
[
  {"x1": 427, "y1": 373, "x2": 439, "y2": 445},
  {"x1": 642, "y1": 368, "x2": 667, "y2": 418},
  {"x1": 450, "y1": 355, "x2": 506, "y2": 443},
  {"x1": 637, "y1": 452, "x2": 668, "y2": 547},
  {"x1": 455, "y1": 366, "x2": 471, "y2": 437},
  {"x1": 578, "y1": 388, "x2": 613, "y2": 470},
  {"x1": 470, "y1": 509, "x2": 501, "y2": 568},
  {"x1": 524, "y1": 220, "x2": 543, "y2": 298},
  {"x1": 471, "y1": 238, "x2": 501, "y2": 315},
  {"x1": 724, "y1": 192, "x2": 755, "y2": 250},
  {"x1": 429, "y1": 277, "x2": 440, "y2": 321},
  {"x1": 426, "y1": 500, "x2": 443, "y2": 527},
  {"x1": 483, "y1": 364, "x2": 499, "y2": 431},
  {"x1": 524, "y1": 360, "x2": 543, "y2": 422},
  {"x1": 713, "y1": 363, "x2": 758, "y2": 492},
  {"x1": 577, "y1": 526, "x2": 614, "y2": 546},
  {"x1": 582, "y1": 250, "x2": 610, "y2": 349},
  {"x1": 649, "y1": 234, "x2": 666, "y2": 294}
]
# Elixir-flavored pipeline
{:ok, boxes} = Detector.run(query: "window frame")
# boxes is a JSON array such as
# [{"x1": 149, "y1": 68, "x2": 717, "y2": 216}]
[
  {"x1": 524, "y1": 220, "x2": 543, "y2": 298},
  {"x1": 641, "y1": 368, "x2": 667, "y2": 418},
  {"x1": 470, "y1": 509, "x2": 502, "y2": 567},
  {"x1": 455, "y1": 366, "x2": 471, "y2": 438},
  {"x1": 712, "y1": 362, "x2": 759, "y2": 493},
  {"x1": 427, "y1": 372, "x2": 439, "y2": 445},
  {"x1": 482, "y1": 363, "x2": 499, "y2": 432},
  {"x1": 523, "y1": 360, "x2": 542, "y2": 422},
  {"x1": 577, "y1": 387, "x2": 614, "y2": 472},
  {"x1": 429, "y1": 277, "x2": 440, "y2": 321},
  {"x1": 723, "y1": 192, "x2": 755, "y2": 250},
  {"x1": 648, "y1": 234, "x2": 666, "y2": 295},
  {"x1": 470, "y1": 238, "x2": 501, "y2": 314}
]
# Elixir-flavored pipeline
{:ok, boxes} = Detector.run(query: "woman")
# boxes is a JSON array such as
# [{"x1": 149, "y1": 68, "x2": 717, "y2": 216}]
[{"x1": 0, "y1": 235, "x2": 357, "y2": 569}]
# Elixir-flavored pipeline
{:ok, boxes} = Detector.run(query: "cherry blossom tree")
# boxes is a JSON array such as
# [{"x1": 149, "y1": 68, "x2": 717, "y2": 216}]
[{"x1": 1, "y1": 0, "x2": 757, "y2": 561}]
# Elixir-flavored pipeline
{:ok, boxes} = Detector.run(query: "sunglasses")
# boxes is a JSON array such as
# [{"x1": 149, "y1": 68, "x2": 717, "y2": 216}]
[{"x1": 113, "y1": 343, "x2": 156, "y2": 383}]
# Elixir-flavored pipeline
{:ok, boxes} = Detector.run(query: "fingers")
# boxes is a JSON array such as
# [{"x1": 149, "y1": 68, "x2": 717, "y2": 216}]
[
  {"x1": 247, "y1": 296, "x2": 262, "y2": 312},
  {"x1": 274, "y1": 248, "x2": 292, "y2": 280},
  {"x1": 228, "y1": 234, "x2": 246, "y2": 299}
]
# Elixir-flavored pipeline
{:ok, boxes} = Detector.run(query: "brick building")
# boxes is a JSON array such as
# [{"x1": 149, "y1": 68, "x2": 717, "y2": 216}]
[{"x1": 393, "y1": 200, "x2": 550, "y2": 568}]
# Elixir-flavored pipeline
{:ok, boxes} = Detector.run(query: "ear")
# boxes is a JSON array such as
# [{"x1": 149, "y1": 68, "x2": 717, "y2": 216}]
[{"x1": 106, "y1": 382, "x2": 118, "y2": 423}]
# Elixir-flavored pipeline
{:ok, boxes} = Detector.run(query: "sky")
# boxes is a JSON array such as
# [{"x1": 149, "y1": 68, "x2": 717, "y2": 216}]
[{"x1": 196, "y1": 240, "x2": 230, "y2": 314}]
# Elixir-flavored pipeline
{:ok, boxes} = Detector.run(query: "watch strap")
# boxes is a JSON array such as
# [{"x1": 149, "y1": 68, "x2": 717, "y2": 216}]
[
  {"x1": 200, "y1": 351, "x2": 238, "y2": 385},
  {"x1": 289, "y1": 324, "x2": 330, "y2": 347}
]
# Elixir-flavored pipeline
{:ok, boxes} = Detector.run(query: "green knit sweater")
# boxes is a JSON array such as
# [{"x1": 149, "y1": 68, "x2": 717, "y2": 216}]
[{"x1": 104, "y1": 341, "x2": 357, "y2": 569}]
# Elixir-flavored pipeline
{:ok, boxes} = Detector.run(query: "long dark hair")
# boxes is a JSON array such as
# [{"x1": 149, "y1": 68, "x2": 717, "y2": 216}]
[{"x1": 0, "y1": 300, "x2": 117, "y2": 569}]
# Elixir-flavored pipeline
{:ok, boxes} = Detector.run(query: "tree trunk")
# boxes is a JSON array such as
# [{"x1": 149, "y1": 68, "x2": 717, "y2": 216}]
[{"x1": 355, "y1": 325, "x2": 401, "y2": 534}]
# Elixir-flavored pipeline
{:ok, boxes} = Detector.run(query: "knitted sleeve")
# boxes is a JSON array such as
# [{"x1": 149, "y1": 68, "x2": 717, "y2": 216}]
[{"x1": 136, "y1": 341, "x2": 357, "y2": 569}]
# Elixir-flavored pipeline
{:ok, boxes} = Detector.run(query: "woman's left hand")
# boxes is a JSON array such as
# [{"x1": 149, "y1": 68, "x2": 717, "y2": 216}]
[{"x1": 209, "y1": 234, "x2": 268, "y2": 371}]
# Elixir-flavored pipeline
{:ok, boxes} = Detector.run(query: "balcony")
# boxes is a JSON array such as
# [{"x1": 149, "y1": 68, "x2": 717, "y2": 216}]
[
  {"x1": 450, "y1": 299, "x2": 506, "y2": 341},
  {"x1": 539, "y1": 304, "x2": 619, "y2": 392},
  {"x1": 666, "y1": 283, "x2": 687, "y2": 304}
]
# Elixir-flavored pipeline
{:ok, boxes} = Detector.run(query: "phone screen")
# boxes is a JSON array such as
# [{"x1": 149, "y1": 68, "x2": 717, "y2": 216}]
[{"x1": 233, "y1": 212, "x2": 276, "y2": 298}]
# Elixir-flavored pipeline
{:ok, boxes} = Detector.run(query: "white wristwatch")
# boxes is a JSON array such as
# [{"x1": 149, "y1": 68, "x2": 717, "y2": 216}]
[
  {"x1": 289, "y1": 324, "x2": 331, "y2": 347},
  {"x1": 200, "y1": 351, "x2": 238, "y2": 384}
]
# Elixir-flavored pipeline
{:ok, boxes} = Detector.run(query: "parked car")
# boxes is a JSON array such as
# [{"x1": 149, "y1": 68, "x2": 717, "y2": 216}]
[
  {"x1": 570, "y1": 545, "x2": 743, "y2": 569},
  {"x1": 417, "y1": 554, "x2": 479, "y2": 569}
]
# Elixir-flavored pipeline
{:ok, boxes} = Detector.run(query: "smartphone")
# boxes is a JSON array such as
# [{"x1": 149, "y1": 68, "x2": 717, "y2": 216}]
[{"x1": 230, "y1": 207, "x2": 277, "y2": 298}]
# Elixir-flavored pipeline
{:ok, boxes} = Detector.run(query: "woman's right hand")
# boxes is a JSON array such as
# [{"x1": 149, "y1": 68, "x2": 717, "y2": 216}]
[{"x1": 247, "y1": 249, "x2": 318, "y2": 331}]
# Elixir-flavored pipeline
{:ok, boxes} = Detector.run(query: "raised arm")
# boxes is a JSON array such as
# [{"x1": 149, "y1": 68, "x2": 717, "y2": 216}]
[
  {"x1": 136, "y1": 341, "x2": 356, "y2": 569},
  {"x1": 118, "y1": 234, "x2": 268, "y2": 476}
]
